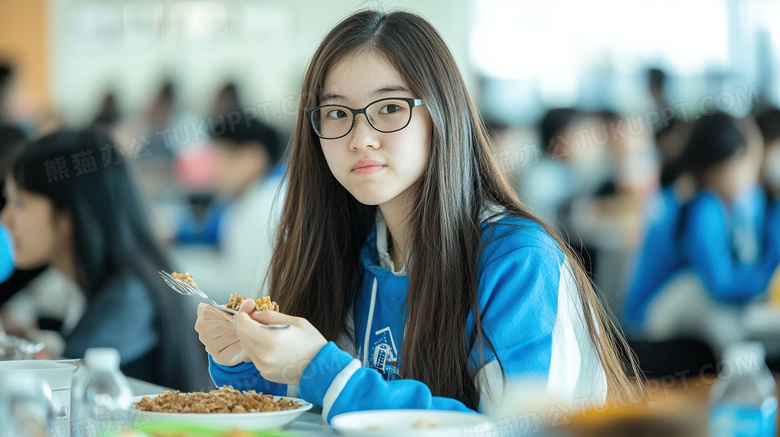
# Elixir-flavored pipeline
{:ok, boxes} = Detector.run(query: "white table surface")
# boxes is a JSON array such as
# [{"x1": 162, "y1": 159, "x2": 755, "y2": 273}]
[{"x1": 127, "y1": 377, "x2": 338, "y2": 436}]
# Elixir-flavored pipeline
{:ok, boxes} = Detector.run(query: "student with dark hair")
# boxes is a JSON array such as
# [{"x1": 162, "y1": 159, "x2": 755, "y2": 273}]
[
  {"x1": 173, "y1": 113, "x2": 286, "y2": 298},
  {"x1": 1, "y1": 129, "x2": 209, "y2": 390},
  {"x1": 194, "y1": 10, "x2": 641, "y2": 421},
  {"x1": 630, "y1": 113, "x2": 779, "y2": 349}
]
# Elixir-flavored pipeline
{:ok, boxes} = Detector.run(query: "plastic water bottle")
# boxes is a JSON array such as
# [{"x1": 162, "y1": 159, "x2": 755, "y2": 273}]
[
  {"x1": 710, "y1": 342, "x2": 778, "y2": 437},
  {"x1": 70, "y1": 348, "x2": 133, "y2": 437},
  {"x1": 0, "y1": 373, "x2": 53, "y2": 437}
]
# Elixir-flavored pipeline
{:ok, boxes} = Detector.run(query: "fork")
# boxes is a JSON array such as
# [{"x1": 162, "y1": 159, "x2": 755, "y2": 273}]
[{"x1": 158, "y1": 271, "x2": 290, "y2": 329}]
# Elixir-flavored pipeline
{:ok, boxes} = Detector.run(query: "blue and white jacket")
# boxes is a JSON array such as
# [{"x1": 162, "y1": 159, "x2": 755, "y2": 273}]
[
  {"x1": 679, "y1": 189, "x2": 780, "y2": 303},
  {"x1": 209, "y1": 209, "x2": 607, "y2": 422}
]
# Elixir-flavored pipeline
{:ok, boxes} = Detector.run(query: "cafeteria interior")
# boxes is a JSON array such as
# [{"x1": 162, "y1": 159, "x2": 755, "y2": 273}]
[{"x1": 1, "y1": 1, "x2": 780, "y2": 436}]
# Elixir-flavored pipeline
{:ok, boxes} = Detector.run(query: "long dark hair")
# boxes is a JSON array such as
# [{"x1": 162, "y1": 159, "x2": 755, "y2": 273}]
[
  {"x1": 270, "y1": 10, "x2": 640, "y2": 409},
  {"x1": 10, "y1": 129, "x2": 208, "y2": 390}
]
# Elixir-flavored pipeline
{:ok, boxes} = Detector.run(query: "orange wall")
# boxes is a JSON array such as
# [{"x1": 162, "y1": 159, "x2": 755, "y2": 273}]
[{"x1": 0, "y1": 0, "x2": 49, "y2": 113}]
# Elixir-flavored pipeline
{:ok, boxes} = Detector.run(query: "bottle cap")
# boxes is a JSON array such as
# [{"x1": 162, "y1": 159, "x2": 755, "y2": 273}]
[
  {"x1": 722, "y1": 341, "x2": 766, "y2": 363},
  {"x1": 84, "y1": 348, "x2": 121, "y2": 371}
]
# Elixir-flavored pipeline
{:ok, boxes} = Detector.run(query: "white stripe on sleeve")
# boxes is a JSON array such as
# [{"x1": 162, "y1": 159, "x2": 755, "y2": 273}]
[
  {"x1": 321, "y1": 358, "x2": 362, "y2": 421},
  {"x1": 547, "y1": 260, "x2": 607, "y2": 406}
]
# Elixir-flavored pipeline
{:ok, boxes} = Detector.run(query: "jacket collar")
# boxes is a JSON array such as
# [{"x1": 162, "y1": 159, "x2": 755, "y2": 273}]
[{"x1": 359, "y1": 202, "x2": 508, "y2": 276}]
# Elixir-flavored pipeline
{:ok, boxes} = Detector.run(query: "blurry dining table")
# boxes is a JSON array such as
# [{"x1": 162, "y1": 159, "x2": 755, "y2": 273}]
[
  {"x1": 127, "y1": 377, "x2": 338, "y2": 436},
  {"x1": 128, "y1": 373, "x2": 780, "y2": 437}
]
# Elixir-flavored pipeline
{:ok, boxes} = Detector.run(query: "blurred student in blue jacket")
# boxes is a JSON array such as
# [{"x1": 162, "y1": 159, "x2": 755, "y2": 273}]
[{"x1": 629, "y1": 112, "x2": 779, "y2": 352}]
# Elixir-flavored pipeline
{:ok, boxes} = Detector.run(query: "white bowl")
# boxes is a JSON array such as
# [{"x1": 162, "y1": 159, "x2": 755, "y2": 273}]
[
  {"x1": 330, "y1": 409, "x2": 496, "y2": 437},
  {"x1": 130, "y1": 394, "x2": 313, "y2": 431}
]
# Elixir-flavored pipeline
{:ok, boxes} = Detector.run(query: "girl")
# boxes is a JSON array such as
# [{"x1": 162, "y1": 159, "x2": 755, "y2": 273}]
[
  {"x1": 195, "y1": 10, "x2": 638, "y2": 421},
  {"x1": 1, "y1": 129, "x2": 208, "y2": 390},
  {"x1": 640, "y1": 113, "x2": 780, "y2": 349},
  {"x1": 677, "y1": 113, "x2": 777, "y2": 302}
]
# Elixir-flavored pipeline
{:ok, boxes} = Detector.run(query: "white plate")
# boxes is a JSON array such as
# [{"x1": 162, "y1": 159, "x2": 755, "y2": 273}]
[
  {"x1": 330, "y1": 409, "x2": 496, "y2": 437},
  {"x1": 130, "y1": 393, "x2": 313, "y2": 431}
]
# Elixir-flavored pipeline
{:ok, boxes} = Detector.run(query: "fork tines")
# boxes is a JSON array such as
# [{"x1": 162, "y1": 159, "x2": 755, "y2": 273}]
[{"x1": 159, "y1": 271, "x2": 192, "y2": 296}]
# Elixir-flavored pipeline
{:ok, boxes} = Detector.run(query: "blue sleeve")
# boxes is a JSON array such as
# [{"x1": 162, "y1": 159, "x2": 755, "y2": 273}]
[
  {"x1": 0, "y1": 225, "x2": 14, "y2": 283},
  {"x1": 207, "y1": 355, "x2": 287, "y2": 396},
  {"x1": 471, "y1": 234, "x2": 561, "y2": 378},
  {"x1": 298, "y1": 342, "x2": 473, "y2": 423},
  {"x1": 681, "y1": 193, "x2": 779, "y2": 302}
]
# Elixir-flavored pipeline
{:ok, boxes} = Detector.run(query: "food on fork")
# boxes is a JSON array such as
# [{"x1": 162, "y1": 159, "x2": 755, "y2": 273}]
[
  {"x1": 226, "y1": 294, "x2": 280, "y2": 312},
  {"x1": 171, "y1": 272, "x2": 199, "y2": 289},
  {"x1": 169, "y1": 271, "x2": 280, "y2": 313}
]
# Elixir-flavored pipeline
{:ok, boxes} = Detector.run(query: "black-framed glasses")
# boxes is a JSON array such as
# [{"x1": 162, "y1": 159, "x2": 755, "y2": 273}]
[{"x1": 305, "y1": 97, "x2": 425, "y2": 140}]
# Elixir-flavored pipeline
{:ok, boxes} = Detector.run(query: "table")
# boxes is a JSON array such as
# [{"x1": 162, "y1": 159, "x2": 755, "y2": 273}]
[{"x1": 127, "y1": 377, "x2": 338, "y2": 436}]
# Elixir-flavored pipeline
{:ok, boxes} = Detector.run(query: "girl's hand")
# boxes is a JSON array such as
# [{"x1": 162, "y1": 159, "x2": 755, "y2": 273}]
[
  {"x1": 194, "y1": 303, "x2": 249, "y2": 366},
  {"x1": 234, "y1": 300, "x2": 327, "y2": 385}
]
